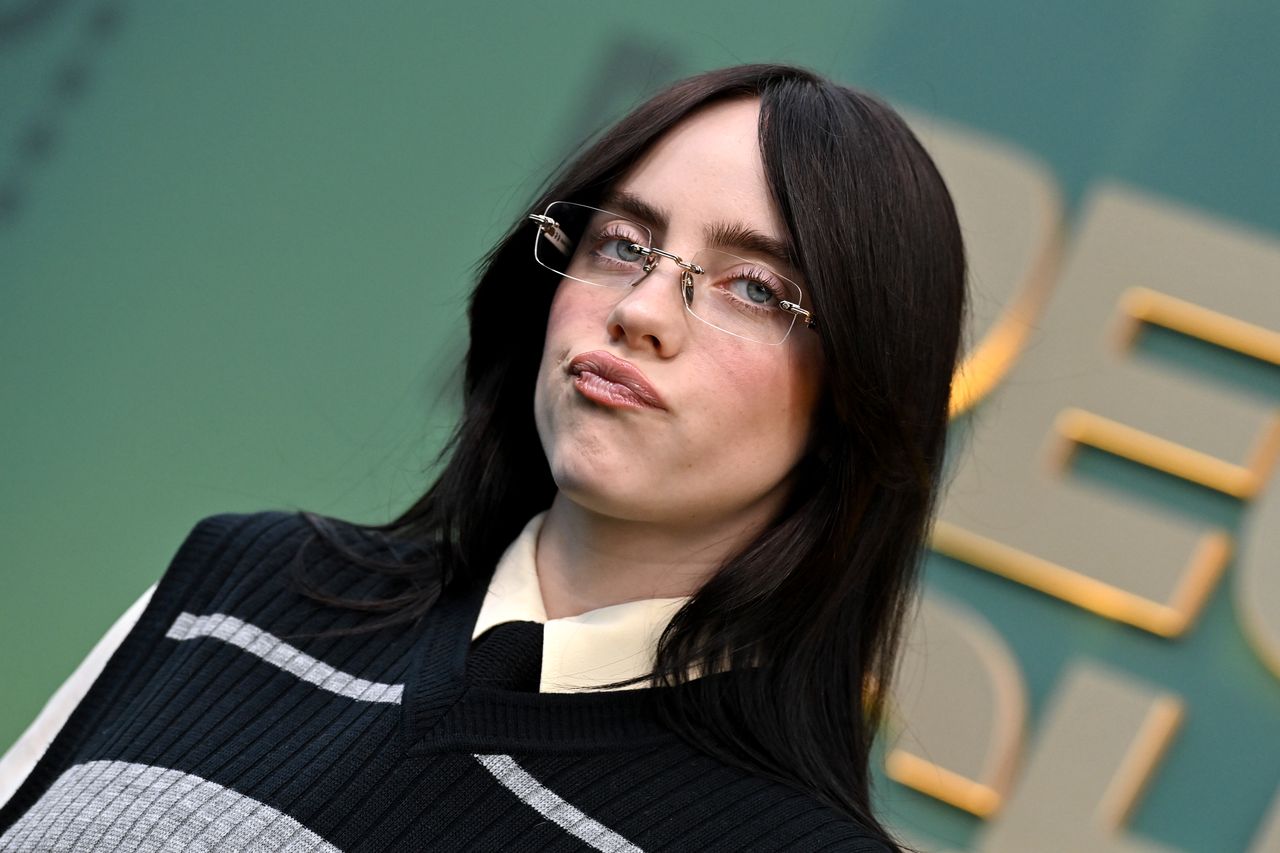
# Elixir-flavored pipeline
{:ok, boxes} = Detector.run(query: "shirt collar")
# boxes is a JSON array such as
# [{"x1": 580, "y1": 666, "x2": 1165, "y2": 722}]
[{"x1": 472, "y1": 512, "x2": 689, "y2": 693}]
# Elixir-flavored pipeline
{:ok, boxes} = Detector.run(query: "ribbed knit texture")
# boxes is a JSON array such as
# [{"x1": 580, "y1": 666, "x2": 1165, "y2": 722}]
[
  {"x1": 470, "y1": 622, "x2": 544, "y2": 693},
  {"x1": 0, "y1": 512, "x2": 892, "y2": 852}
]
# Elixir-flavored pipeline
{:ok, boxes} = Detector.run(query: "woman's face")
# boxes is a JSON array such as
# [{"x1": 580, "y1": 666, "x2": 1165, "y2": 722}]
[{"x1": 534, "y1": 97, "x2": 824, "y2": 530}]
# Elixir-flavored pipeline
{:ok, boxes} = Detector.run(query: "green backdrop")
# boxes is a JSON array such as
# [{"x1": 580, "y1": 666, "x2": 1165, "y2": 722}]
[{"x1": 2, "y1": 3, "x2": 1277, "y2": 851}]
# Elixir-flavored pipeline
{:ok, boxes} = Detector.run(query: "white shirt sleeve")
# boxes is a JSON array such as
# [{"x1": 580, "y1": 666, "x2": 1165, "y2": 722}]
[{"x1": 0, "y1": 582, "x2": 157, "y2": 810}]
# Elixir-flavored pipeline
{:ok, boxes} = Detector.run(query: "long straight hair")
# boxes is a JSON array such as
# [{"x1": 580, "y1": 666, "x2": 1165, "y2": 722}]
[{"x1": 294, "y1": 63, "x2": 967, "y2": 848}]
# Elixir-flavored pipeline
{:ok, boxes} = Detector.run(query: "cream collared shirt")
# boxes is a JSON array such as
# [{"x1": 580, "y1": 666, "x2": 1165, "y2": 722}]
[
  {"x1": 474, "y1": 512, "x2": 689, "y2": 693},
  {"x1": 0, "y1": 513, "x2": 689, "y2": 807}
]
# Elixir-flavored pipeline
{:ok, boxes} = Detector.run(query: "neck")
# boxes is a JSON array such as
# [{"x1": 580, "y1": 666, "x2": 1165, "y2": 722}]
[{"x1": 534, "y1": 491, "x2": 774, "y2": 619}]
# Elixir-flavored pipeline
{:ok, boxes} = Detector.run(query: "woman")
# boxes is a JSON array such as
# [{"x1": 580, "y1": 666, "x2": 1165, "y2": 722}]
[{"x1": 0, "y1": 63, "x2": 966, "y2": 851}]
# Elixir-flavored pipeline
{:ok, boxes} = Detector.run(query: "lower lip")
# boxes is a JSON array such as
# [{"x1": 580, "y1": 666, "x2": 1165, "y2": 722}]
[{"x1": 572, "y1": 371, "x2": 660, "y2": 411}]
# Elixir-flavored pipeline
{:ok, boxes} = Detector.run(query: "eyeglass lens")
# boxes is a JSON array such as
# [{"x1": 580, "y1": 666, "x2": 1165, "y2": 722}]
[{"x1": 533, "y1": 201, "x2": 801, "y2": 345}]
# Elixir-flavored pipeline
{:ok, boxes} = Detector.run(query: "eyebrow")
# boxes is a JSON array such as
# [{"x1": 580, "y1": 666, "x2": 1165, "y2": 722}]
[{"x1": 602, "y1": 190, "x2": 798, "y2": 274}]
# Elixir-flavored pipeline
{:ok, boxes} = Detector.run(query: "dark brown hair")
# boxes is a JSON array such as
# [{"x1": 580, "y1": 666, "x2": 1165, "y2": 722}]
[{"x1": 296, "y1": 63, "x2": 967, "y2": 849}]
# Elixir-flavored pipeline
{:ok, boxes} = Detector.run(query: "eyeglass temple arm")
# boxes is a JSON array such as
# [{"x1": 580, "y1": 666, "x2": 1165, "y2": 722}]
[
  {"x1": 780, "y1": 300, "x2": 817, "y2": 328},
  {"x1": 528, "y1": 213, "x2": 574, "y2": 255}
]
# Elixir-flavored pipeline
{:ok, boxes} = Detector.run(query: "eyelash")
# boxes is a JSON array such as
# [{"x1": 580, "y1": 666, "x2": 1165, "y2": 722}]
[
  {"x1": 591, "y1": 226, "x2": 647, "y2": 254},
  {"x1": 593, "y1": 225, "x2": 645, "y2": 245},
  {"x1": 719, "y1": 266, "x2": 786, "y2": 312}
]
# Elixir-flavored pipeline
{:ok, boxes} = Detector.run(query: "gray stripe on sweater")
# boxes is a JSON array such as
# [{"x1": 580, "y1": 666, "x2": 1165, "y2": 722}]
[
  {"x1": 0, "y1": 760, "x2": 342, "y2": 852},
  {"x1": 475, "y1": 753, "x2": 644, "y2": 852},
  {"x1": 165, "y1": 612, "x2": 403, "y2": 704}
]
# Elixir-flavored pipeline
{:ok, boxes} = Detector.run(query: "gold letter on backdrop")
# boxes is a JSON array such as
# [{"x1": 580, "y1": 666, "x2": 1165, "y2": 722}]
[
  {"x1": 888, "y1": 593, "x2": 1028, "y2": 817},
  {"x1": 905, "y1": 113, "x2": 1063, "y2": 418},
  {"x1": 934, "y1": 185, "x2": 1280, "y2": 637},
  {"x1": 1248, "y1": 785, "x2": 1280, "y2": 852},
  {"x1": 976, "y1": 661, "x2": 1183, "y2": 853}
]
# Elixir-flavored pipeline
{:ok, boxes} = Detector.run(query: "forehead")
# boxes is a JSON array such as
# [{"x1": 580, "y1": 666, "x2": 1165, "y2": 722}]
[{"x1": 614, "y1": 98, "x2": 784, "y2": 241}]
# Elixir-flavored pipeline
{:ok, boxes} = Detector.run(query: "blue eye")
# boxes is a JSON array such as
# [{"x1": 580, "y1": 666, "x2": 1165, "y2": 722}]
[
  {"x1": 606, "y1": 240, "x2": 643, "y2": 263},
  {"x1": 729, "y1": 276, "x2": 779, "y2": 306}
]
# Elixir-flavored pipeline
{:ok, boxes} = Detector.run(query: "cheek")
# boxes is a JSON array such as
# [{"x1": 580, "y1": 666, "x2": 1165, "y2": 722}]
[
  {"x1": 698, "y1": 345, "x2": 820, "y2": 460},
  {"x1": 730, "y1": 339, "x2": 818, "y2": 415},
  {"x1": 534, "y1": 284, "x2": 612, "y2": 443},
  {"x1": 537, "y1": 285, "x2": 595, "y2": 401},
  {"x1": 544, "y1": 280, "x2": 613, "y2": 339}
]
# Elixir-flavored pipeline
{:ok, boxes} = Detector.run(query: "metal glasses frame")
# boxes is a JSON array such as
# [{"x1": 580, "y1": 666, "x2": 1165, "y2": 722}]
[{"x1": 528, "y1": 206, "x2": 819, "y2": 341}]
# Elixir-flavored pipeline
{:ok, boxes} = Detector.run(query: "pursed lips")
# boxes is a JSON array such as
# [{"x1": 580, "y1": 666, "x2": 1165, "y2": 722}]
[{"x1": 567, "y1": 350, "x2": 667, "y2": 411}]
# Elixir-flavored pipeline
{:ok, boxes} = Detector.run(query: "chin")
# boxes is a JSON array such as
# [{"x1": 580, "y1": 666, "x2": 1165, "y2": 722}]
[{"x1": 548, "y1": 461, "x2": 654, "y2": 521}]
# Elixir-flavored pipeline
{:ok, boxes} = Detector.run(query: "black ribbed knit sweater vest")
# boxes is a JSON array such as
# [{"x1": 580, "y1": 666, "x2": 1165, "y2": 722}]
[{"x1": 0, "y1": 512, "x2": 891, "y2": 852}]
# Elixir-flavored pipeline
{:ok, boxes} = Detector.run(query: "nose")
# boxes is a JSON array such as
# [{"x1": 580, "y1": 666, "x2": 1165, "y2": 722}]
[{"x1": 605, "y1": 258, "x2": 689, "y2": 357}]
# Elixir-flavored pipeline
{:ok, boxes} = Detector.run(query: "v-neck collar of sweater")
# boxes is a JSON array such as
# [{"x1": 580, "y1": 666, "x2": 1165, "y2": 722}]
[
  {"x1": 402, "y1": 567, "x2": 687, "y2": 755},
  {"x1": 399, "y1": 511, "x2": 741, "y2": 753}
]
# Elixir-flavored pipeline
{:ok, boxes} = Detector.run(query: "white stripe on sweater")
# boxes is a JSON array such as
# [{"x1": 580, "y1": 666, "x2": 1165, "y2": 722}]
[
  {"x1": 0, "y1": 760, "x2": 343, "y2": 852},
  {"x1": 165, "y1": 612, "x2": 404, "y2": 704},
  {"x1": 475, "y1": 753, "x2": 644, "y2": 852}
]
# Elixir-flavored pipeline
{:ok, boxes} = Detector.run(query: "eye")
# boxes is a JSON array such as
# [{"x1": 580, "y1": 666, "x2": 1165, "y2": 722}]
[
  {"x1": 725, "y1": 273, "x2": 782, "y2": 308},
  {"x1": 603, "y1": 238, "x2": 643, "y2": 263},
  {"x1": 584, "y1": 224, "x2": 648, "y2": 269}
]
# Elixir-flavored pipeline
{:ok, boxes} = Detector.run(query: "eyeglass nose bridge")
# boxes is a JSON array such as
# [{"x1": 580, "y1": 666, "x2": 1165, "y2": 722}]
[
  {"x1": 628, "y1": 243, "x2": 705, "y2": 278},
  {"x1": 628, "y1": 244, "x2": 704, "y2": 311}
]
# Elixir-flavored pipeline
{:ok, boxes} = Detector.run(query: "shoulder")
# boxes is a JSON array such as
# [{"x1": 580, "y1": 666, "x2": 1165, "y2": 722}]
[
  {"x1": 146, "y1": 512, "x2": 295, "y2": 602},
  {"x1": 592, "y1": 735, "x2": 899, "y2": 852},
  {"x1": 166, "y1": 509, "x2": 425, "y2": 584},
  {"x1": 173, "y1": 509, "x2": 310, "y2": 561},
  {"x1": 153, "y1": 510, "x2": 440, "y2": 622},
  {"x1": 163, "y1": 510, "x2": 306, "y2": 578},
  {"x1": 710, "y1": 778, "x2": 898, "y2": 852}
]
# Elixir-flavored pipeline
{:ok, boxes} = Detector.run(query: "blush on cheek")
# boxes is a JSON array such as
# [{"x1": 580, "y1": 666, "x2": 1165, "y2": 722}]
[
  {"x1": 546, "y1": 279, "x2": 617, "y2": 334},
  {"x1": 713, "y1": 347, "x2": 792, "y2": 403}
]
